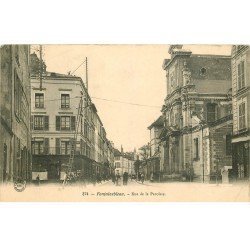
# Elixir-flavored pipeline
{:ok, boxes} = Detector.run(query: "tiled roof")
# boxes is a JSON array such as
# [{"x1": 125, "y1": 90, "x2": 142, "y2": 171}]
[{"x1": 194, "y1": 79, "x2": 231, "y2": 94}]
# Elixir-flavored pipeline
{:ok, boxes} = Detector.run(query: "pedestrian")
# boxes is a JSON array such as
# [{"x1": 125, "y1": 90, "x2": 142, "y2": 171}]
[
  {"x1": 123, "y1": 172, "x2": 128, "y2": 185},
  {"x1": 36, "y1": 175, "x2": 40, "y2": 186},
  {"x1": 111, "y1": 174, "x2": 115, "y2": 184},
  {"x1": 115, "y1": 173, "x2": 121, "y2": 186},
  {"x1": 141, "y1": 173, "x2": 144, "y2": 184}
]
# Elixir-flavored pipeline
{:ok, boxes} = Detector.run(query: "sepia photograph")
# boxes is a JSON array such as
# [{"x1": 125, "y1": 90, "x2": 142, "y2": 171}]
[
  {"x1": 0, "y1": 44, "x2": 249, "y2": 202},
  {"x1": 1, "y1": 1, "x2": 250, "y2": 250}
]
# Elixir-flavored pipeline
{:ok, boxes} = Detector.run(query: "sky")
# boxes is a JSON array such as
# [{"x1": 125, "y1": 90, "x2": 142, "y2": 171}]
[{"x1": 40, "y1": 45, "x2": 232, "y2": 152}]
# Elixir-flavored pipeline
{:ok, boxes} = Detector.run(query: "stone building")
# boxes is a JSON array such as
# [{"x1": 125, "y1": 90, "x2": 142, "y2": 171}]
[
  {"x1": 30, "y1": 56, "x2": 114, "y2": 181},
  {"x1": 231, "y1": 45, "x2": 250, "y2": 181},
  {"x1": 0, "y1": 45, "x2": 31, "y2": 183},
  {"x1": 160, "y1": 45, "x2": 233, "y2": 182},
  {"x1": 146, "y1": 115, "x2": 164, "y2": 181}
]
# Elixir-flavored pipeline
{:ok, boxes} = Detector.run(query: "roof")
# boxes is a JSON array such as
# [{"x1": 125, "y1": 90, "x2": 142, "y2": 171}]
[
  {"x1": 33, "y1": 71, "x2": 82, "y2": 80},
  {"x1": 148, "y1": 116, "x2": 164, "y2": 130},
  {"x1": 114, "y1": 148, "x2": 122, "y2": 157},
  {"x1": 193, "y1": 79, "x2": 231, "y2": 94}
]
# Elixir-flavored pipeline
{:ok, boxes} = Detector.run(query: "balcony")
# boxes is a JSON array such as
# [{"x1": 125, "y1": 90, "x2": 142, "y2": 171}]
[{"x1": 32, "y1": 147, "x2": 82, "y2": 156}]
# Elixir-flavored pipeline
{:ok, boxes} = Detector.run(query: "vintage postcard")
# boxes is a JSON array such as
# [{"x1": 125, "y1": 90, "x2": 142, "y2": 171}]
[{"x1": 0, "y1": 44, "x2": 249, "y2": 202}]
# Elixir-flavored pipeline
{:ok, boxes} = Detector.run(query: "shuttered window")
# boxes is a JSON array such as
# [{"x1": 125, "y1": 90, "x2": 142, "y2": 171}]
[
  {"x1": 239, "y1": 102, "x2": 246, "y2": 130},
  {"x1": 61, "y1": 116, "x2": 71, "y2": 130},
  {"x1": 44, "y1": 138, "x2": 49, "y2": 154},
  {"x1": 61, "y1": 141, "x2": 70, "y2": 155},
  {"x1": 237, "y1": 61, "x2": 245, "y2": 90},
  {"x1": 33, "y1": 115, "x2": 49, "y2": 130},
  {"x1": 55, "y1": 116, "x2": 76, "y2": 131},
  {"x1": 32, "y1": 138, "x2": 49, "y2": 155},
  {"x1": 56, "y1": 138, "x2": 61, "y2": 154}
]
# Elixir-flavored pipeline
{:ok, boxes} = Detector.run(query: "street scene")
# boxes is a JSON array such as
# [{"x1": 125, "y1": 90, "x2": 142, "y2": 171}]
[{"x1": 0, "y1": 44, "x2": 249, "y2": 201}]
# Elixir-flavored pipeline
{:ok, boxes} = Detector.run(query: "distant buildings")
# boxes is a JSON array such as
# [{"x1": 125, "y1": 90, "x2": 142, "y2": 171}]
[
  {"x1": 231, "y1": 45, "x2": 250, "y2": 180},
  {"x1": 0, "y1": 45, "x2": 31, "y2": 183},
  {"x1": 114, "y1": 147, "x2": 135, "y2": 175},
  {"x1": 30, "y1": 53, "x2": 114, "y2": 181}
]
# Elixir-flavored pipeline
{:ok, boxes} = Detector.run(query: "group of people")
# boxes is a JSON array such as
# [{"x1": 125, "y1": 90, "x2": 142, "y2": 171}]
[
  {"x1": 138, "y1": 172, "x2": 145, "y2": 183},
  {"x1": 111, "y1": 172, "x2": 130, "y2": 186}
]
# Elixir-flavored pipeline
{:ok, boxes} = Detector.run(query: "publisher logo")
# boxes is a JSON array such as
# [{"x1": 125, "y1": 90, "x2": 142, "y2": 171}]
[{"x1": 14, "y1": 179, "x2": 26, "y2": 192}]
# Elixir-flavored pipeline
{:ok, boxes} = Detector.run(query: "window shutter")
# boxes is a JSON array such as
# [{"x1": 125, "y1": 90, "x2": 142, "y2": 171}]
[
  {"x1": 56, "y1": 138, "x2": 61, "y2": 154},
  {"x1": 80, "y1": 139, "x2": 83, "y2": 155},
  {"x1": 237, "y1": 63, "x2": 241, "y2": 89},
  {"x1": 44, "y1": 138, "x2": 49, "y2": 154},
  {"x1": 56, "y1": 116, "x2": 61, "y2": 131},
  {"x1": 44, "y1": 116, "x2": 49, "y2": 130},
  {"x1": 71, "y1": 116, "x2": 76, "y2": 130},
  {"x1": 241, "y1": 61, "x2": 245, "y2": 87},
  {"x1": 31, "y1": 115, "x2": 34, "y2": 130}
]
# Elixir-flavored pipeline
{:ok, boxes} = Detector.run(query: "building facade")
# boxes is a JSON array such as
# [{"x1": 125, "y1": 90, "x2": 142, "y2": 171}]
[
  {"x1": 231, "y1": 45, "x2": 250, "y2": 181},
  {"x1": 114, "y1": 148, "x2": 135, "y2": 175},
  {"x1": 30, "y1": 63, "x2": 114, "y2": 181},
  {"x1": 0, "y1": 45, "x2": 31, "y2": 183},
  {"x1": 160, "y1": 45, "x2": 233, "y2": 182}
]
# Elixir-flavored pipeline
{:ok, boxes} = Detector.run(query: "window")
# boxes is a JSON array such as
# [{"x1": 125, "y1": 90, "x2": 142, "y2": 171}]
[
  {"x1": 34, "y1": 116, "x2": 44, "y2": 130},
  {"x1": 61, "y1": 141, "x2": 70, "y2": 155},
  {"x1": 61, "y1": 116, "x2": 70, "y2": 130},
  {"x1": 32, "y1": 138, "x2": 49, "y2": 155},
  {"x1": 84, "y1": 121, "x2": 88, "y2": 137},
  {"x1": 237, "y1": 61, "x2": 245, "y2": 90},
  {"x1": 33, "y1": 115, "x2": 49, "y2": 130},
  {"x1": 226, "y1": 134, "x2": 232, "y2": 155},
  {"x1": 207, "y1": 103, "x2": 216, "y2": 123},
  {"x1": 239, "y1": 102, "x2": 246, "y2": 130},
  {"x1": 193, "y1": 138, "x2": 199, "y2": 160},
  {"x1": 115, "y1": 156, "x2": 120, "y2": 161},
  {"x1": 170, "y1": 72, "x2": 175, "y2": 88},
  {"x1": 35, "y1": 93, "x2": 44, "y2": 108},
  {"x1": 61, "y1": 94, "x2": 70, "y2": 108},
  {"x1": 14, "y1": 71, "x2": 22, "y2": 119},
  {"x1": 56, "y1": 116, "x2": 75, "y2": 131},
  {"x1": 115, "y1": 162, "x2": 121, "y2": 168}
]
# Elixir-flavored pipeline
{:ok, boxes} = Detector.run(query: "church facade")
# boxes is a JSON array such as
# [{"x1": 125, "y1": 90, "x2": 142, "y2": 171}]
[{"x1": 160, "y1": 45, "x2": 233, "y2": 182}]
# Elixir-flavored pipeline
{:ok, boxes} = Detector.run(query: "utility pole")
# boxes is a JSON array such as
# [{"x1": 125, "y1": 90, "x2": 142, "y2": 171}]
[{"x1": 39, "y1": 45, "x2": 43, "y2": 91}]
